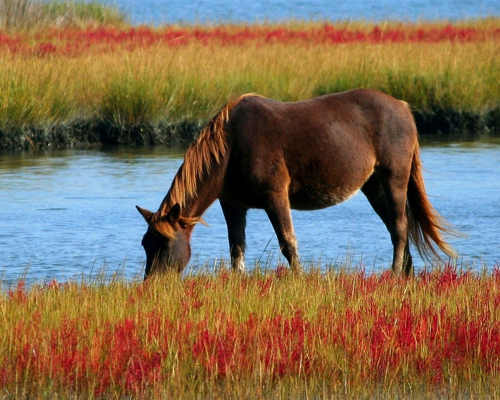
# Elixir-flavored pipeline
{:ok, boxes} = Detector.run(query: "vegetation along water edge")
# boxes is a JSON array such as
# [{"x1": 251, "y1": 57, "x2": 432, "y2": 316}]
[{"x1": 0, "y1": 0, "x2": 499, "y2": 150}]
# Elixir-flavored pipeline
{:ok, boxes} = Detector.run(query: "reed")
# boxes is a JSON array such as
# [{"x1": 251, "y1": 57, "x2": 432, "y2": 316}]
[{"x1": 1, "y1": 264, "x2": 500, "y2": 398}]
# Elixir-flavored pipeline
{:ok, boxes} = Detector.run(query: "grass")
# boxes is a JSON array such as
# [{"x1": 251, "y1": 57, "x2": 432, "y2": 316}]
[
  {"x1": 1, "y1": 264, "x2": 500, "y2": 398},
  {"x1": 0, "y1": 0, "x2": 127, "y2": 30},
  {"x1": 1, "y1": 17, "x2": 500, "y2": 149}
]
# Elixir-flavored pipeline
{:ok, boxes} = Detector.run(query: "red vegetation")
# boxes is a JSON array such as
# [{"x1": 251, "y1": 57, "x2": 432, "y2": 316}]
[
  {"x1": 1, "y1": 23, "x2": 499, "y2": 56},
  {"x1": 2, "y1": 267, "x2": 500, "y2": 397}
]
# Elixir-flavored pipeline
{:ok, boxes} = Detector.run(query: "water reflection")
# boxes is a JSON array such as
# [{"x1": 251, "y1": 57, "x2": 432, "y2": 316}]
[{"x1": 0, "y1": 139, "x2": 499, "y2": 285}]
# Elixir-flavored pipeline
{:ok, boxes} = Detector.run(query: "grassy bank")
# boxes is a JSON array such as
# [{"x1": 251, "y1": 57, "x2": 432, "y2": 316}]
[
  {"x1": 2, "y1": 265, "x2": 500, "y2": 398},
  {"x1": 0, "y1": 0, "x2": 127, "y2": 30},
  {"x1": 1, "y1": 8, "x2": 500, "y2": 149}
]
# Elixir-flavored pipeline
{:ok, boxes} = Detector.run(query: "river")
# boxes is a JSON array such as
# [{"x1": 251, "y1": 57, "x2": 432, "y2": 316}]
[
  {"x1": 114, "y1": 0, "x2": 500, "y2": 25},
  {"x1": 1, "y1": 138, "x2": 499, "y2": 285}
]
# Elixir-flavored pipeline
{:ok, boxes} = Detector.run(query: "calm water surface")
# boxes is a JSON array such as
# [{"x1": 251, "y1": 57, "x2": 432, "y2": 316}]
[
  {"x1": 1, "y1": 139, "x2": 499, "y2": 285},
  {"x1": 116, "y1": 0, "x2": 500, "y2": 25}
]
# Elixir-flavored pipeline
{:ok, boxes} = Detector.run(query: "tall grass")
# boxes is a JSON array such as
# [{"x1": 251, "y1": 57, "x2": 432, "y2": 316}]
[
  {"x1": 2, "y1": 265, "x2": 500, "y2": 398},
  {"x1": 0, "y1": 0, "x2": 127, "y2": 30},
  {"x1": 3, "y1": 41, "x2": 499, "y2": 122}
]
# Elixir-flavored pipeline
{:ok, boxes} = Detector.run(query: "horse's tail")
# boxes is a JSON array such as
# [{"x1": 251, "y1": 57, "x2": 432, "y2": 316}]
[{"x1": 406, "y1": 145, "x2": 457, "y2": 261}]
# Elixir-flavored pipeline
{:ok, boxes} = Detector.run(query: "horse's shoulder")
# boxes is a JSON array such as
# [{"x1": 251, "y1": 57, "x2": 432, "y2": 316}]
[
  {"x1": 234, "y1": 94, "x2": 277, "y2": 110},
  {"x1": 229, "y1": 95, "x2": 281, "y2": 123}
]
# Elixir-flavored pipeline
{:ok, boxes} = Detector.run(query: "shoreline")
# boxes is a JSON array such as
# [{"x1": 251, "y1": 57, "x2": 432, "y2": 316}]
[
  {"x1": 1, "y1": 108, "x2": 499, "y2": 151},
  {"x1": 0, "y1": 119, "x2": 203, "y2": 151}
]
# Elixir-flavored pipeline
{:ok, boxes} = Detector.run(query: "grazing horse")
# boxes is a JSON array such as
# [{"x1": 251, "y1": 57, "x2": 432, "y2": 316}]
[{"x1": 136, "y1": 89, "x2": 455, "y2": 278}]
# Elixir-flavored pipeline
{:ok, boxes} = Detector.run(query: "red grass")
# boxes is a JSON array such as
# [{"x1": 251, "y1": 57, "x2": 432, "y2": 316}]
[
  {"x1": 1, "y1": 23, "x2": 499, "y2": 56},
  {"x1": 2, "y1": 267, "x2": 500, "y2": 397}
]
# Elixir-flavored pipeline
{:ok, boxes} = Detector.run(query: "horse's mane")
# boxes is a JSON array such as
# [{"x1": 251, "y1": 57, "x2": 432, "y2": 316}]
[{"x1": 151, "y1": 93, "x2": 258, "y2": 239}]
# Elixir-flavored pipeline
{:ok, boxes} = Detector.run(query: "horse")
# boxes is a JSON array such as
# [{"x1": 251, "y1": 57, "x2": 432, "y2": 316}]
[{"x1": 136, "y1": 89, "x2": 456, "y2": 278}]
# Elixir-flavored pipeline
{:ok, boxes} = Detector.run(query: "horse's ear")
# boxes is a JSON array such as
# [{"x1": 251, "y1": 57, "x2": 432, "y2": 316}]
[
  {"x1": 136, "y1": 205, "x2": 154, "y2": 222},
  {"x1": 165, "y1": 203, "x2": 181, "y2": 225}
]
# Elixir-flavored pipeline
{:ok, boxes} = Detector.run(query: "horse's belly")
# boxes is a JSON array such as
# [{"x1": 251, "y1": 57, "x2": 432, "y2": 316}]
[{"x1": 289, "y1": 185, "x2": 360, "y2": 210}]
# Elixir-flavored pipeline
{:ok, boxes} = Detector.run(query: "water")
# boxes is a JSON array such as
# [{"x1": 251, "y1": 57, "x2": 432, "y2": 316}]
[
  {"x1": 1, "y1": 139, "x2": 499, "y2": 285},
  {"x1": 115, "y1": 0, "x2": 500, "y2": 26}
]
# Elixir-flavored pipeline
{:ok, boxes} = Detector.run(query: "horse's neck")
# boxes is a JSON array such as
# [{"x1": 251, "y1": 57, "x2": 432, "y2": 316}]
[
  {"x1": 163, "y1": 159, "x2": 226, "y2": 218},
  {"x1": 182, "y1": 173, "x2": 221, "y2": 218}
]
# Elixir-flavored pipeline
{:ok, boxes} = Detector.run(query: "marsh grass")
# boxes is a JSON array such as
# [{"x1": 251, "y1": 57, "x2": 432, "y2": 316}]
[
  {"x1": 2, "y1": 263, "x2": 500, "y2": 398},
  {"x1": 1, "y1": 20, "x2": 500, "y2": 149},
  {"x1": 95, "y1": 73, "x2": 162, "y2": 126},
  {"x1": 0, "y1": 0, "x2": 126, "y2": 30},
  {"x1": 3, "y1": 42, "x2": 500, "y2": 121}
]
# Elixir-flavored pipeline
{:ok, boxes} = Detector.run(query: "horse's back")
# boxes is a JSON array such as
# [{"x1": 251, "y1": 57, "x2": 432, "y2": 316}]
[{"x1": 229, "y1": 89, "x2": 416, "y2": 146}]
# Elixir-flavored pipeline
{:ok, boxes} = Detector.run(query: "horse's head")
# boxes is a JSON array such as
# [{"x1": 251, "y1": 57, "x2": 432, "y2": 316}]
[{"x1": 136, "y1": 204, "x2": 192, "y2": 279}]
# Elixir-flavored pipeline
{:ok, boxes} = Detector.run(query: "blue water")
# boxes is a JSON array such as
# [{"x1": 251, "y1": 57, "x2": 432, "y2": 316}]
[
  {"x1": 114, "y1": 0, "x2": 500, "y2": 25},
  {"x1": 1, "y1": 140, "x2": 499, "y2": 285}
]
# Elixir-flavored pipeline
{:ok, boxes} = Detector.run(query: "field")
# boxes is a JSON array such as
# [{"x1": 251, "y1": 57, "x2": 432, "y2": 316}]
[
  {"x1": 2, "y1": 265, "x2": 500, "y2": 399},
  {"x1": 0, "y1": 10, "x2": 499, "y2": 149}
]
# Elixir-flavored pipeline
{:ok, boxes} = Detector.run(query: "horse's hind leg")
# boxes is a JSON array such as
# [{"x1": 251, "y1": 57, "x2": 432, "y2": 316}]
[
  {"x1": 221, "y1": 201, "x2": 248, "y2": 273},
  {"x1": 263, "y1": 194, "x2": 302, "y2": 272},
  {"x1": 361, "y1": 172, "x2": 413, "y2": 276}
]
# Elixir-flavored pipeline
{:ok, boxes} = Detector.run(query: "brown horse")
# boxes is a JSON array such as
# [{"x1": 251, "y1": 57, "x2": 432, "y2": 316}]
[{"x1": 136, "y1": 89, "x2": 455, "y2": 278}]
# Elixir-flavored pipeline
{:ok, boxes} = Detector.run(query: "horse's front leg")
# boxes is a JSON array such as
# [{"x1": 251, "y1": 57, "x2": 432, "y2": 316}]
[
  {"x1": 221, "y1": 201, "x2": 248, "y2": 273},
  {"x1": 264, "y1": 194, "x2": 302, "y2": 272}
]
